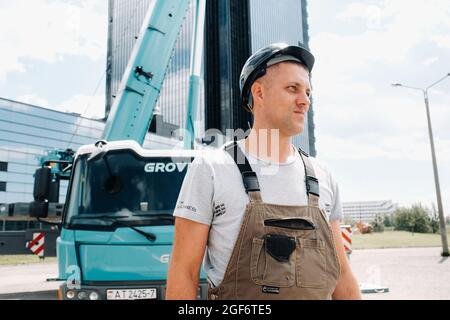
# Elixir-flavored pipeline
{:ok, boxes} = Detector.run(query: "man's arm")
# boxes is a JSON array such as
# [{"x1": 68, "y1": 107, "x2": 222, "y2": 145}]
[
  {"x1": 166, "y1": 217, "x2": 210, "y2": 300},
  {"x1": 330, "y1": 220, "x2": 362, "y2": 300}
]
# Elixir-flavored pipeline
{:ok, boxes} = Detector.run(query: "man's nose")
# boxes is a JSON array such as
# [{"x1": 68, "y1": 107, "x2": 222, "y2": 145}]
[{"x1": 296, "y1": 93, "x2": 310, "y2": 110}]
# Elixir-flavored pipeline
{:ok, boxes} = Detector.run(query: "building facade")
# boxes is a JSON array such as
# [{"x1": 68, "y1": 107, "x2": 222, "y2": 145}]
[
  {"x1": 343, "y1": 200, "x2": 398, "y2": 223},
  {"x1": 249, "y1": 0, "x2": 315, "y2": 152},
  {"x1": 106, "y1": 0, "x2": 205, "y2": 140},
  {"x1": 0, "y1": 98, "x2": 177, "y2": 207},
  {"x1": 106, "y1": 0, "x2": 316, "y2": 153}
]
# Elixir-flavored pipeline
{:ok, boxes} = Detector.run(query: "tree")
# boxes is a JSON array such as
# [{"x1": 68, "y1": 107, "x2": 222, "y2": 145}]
[
  {"x1": 410, "y1": 203, "x2": 432, "y2": 234},
  {"x1": 393, "y1": 203, "x2": 432, "y2": 234},
  {"x1": 371, "y1": 214, "x2": 384, "y2": 233},
  {"x1": 393, "y1": 207, "x2": 413, "y2": 232},
  {"x1": 429, "y1": 203, "x2": 440, "y2": 234},
  {"x1": 383, "y1": 214, "x2": 392, "y2": 227}
]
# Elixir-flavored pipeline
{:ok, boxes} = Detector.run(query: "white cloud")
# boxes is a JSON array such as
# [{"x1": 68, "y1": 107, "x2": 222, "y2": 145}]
[
  {"x1": 59, "y1": 94, "x2": 105, "y2": 119},
  {"x1": 423, "y1": 56, "x2": 439, "y2": 66},
  {"x1": 336, "y1": 3, "x2": 387, "y2": 30},
  {"x1": 16, "y1": 94, "x2": 50, "y2": 109},
  {"x1": 311, "y1": 0, "x2": 450, "y2": 77},
  {"x1": 432, "y1": 35, "x2": 450, "y2": 49},
  {"x1": 0, "y1": 0, "x2": 107, "y2": 82},
  {"x1": 16, "y1": 92, "x2": 105, "y2": 119},
  {"x1": 314, "y1": 89, "x2": 450, "y2": 161}
]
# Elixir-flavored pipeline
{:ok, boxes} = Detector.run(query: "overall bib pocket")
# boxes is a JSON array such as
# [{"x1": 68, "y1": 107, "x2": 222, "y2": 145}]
[
  {"x1": 250, "y1": 234, "x2": 296, "y2": 287},
  {"x1": 264, "y1": 217, "x2": 317, "y2": 230},
  {"x1": 296, "y1": 238, "x2": 327, "y2": 288}
]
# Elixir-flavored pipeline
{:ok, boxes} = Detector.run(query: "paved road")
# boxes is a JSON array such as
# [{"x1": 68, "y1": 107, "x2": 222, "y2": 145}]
[
  {"x1": 350, "y1": 247, "x2": 450, "y2": 300},
  {"x1": 0, "y1": 262, "x2": 60, "y2": 300},
  {"x1": 1, "y1": 247, "x2": 449, "y2": 300}
]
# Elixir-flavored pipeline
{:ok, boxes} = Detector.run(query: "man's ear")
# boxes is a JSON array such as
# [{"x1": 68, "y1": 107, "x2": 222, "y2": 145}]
[{"x1": 251, "y1": 81, "x2": 264, "y2": 107}]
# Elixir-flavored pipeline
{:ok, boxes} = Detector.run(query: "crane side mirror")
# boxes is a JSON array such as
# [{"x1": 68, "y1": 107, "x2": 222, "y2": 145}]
[
  {"x1": 30, "y1": 200, "x2": 49, "y2": 218},
  {"x1": 30, "y1": 167, "x2": 52, "y2": 218},
  {"x1": 33, "y1": 167, "x2": 52, "y2": 200}
]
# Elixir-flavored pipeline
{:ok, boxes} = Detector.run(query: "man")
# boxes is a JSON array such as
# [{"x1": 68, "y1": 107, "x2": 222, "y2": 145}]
[{"x1": 166, "y1": 43, "x2": 361, "y2": 300}]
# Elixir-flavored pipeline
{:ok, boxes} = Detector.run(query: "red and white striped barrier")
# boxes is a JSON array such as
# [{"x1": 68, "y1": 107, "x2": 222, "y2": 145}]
[
  {"x1": 26, "y1": 232, "x2": 45, "y2": 257},
  {"x1": 340, "y1": 225, "x2": 352, "y2": 254}
]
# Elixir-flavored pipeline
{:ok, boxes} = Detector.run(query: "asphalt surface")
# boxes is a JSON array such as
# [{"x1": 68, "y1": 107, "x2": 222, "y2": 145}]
[
  {"x1": 0, "y1": 262, "x2": 61, "y2": 300},
  {"x1": 1, "y1": 247, "x2": 449, "y2": 300},
  {"x1": 350, "y1": 247, "x2": 450, "y2": 300}
]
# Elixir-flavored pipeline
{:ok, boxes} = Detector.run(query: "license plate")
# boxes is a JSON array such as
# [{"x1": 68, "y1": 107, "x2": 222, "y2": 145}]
[{"x1": 107, "y1": 288, "x2": 157, "y2": 300}]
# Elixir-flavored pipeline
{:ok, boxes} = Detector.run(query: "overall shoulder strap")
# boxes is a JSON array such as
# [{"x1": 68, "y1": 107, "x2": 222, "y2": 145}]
[
  {"x1": 224, "y1": 141, "x2": 261, "y2": 201},
  {"x1": 298, "y1": 148, "x2": 320, "y2": 206}
]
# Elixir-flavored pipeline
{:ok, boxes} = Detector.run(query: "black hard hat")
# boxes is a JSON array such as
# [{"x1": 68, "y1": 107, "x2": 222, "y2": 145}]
[{"x1": 239, "y1": 43, "x2": 315, "y2": 112}]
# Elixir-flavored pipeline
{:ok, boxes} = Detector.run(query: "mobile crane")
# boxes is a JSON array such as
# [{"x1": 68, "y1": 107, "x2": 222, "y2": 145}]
[{"x1": 30, "y1": 0, "x2": 208, "y2": 300}]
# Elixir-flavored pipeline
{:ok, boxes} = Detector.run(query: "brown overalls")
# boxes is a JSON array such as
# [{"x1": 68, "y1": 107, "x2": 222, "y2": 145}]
[{"x1": 207, "y1": 142, "x2": 341, "y2": 300}]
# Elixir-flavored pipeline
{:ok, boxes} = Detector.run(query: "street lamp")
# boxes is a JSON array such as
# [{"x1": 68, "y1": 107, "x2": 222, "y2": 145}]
[{"x1": 392, "y1": 72, "x2": 450, "y2": 257}]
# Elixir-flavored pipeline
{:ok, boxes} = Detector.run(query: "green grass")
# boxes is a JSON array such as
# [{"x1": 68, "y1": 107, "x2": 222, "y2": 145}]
[
  {"x1": 352, "y1": 228, "x2": 450, "y2": 249},
  {"x1": 0, "y1": 255, "x2": 57, "y2": 266}
]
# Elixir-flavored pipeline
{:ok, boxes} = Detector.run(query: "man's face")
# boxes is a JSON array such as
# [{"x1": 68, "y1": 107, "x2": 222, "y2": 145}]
[{"x1": 252, "y1": 62, "x2": 311, "y2": 137}]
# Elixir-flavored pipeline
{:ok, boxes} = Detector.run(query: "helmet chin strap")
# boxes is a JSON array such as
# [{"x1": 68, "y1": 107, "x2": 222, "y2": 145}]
[{"x1": 245, "y1": 95, "x2": 254, "y2": 113}]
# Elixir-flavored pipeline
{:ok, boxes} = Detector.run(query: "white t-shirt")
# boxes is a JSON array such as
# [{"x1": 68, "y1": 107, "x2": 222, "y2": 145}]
[{"x1": 173, "y1": 140, "x2": 343, "y2": 287}]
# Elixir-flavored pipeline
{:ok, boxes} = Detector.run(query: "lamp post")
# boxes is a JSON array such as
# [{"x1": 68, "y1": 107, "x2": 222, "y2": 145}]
[{"x1": 392, "y1": 72, "x2": 450, "y2": 257}]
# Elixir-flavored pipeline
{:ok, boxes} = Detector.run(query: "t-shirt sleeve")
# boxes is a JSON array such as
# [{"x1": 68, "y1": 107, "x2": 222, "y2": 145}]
[
  {"x1": 173, "y1": 155, "x2": 214, "y2": 226},
  {"x1": 328, "y1": 172, "x2": 344, "y2": 222}
]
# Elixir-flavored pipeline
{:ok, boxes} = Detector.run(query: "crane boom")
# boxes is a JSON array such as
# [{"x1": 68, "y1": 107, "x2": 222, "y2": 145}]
[{"x1": 103, "y1": 0, "x2": 191, "y2": 144}]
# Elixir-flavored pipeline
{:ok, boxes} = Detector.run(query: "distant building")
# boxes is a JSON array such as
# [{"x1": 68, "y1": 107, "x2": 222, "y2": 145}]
[{"x1": 343, "y1": 200, "x2": 398, "y2": 223}]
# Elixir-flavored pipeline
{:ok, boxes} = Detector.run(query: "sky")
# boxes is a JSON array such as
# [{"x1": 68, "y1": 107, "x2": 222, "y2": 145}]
[
  {"x1": 0, "y1": 0, "x2": 107, "y2": 118},
  {"x1": 0, "y1": 0, "x2": 449, "y2": 215},
  {"x1": 307, "y1": 0, "x2": 450, "y2": 215}
]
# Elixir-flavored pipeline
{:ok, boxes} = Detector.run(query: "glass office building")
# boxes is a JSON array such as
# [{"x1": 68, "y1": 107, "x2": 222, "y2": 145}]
[
  {"x1": 249, "y1": 0, "x2": 315, "y2": 153},
  {"x1": 0, "y1": 98, "x2": 101, "y2": 205},
  {"x1": 107, "y1": 0, "x2": 316, "y2": 154},
  {"x1": 107, "y1": 0, "x2": 205, "y2": 140},
  {"x1": 0, "y1": 98, "x2": 177, "y2": 207}
]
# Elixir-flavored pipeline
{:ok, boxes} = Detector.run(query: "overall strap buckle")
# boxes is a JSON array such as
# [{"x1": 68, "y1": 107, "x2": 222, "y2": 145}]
[
  {"x1": 242, "y1": 171, "x2": 260, "y2": 193},
  {"x1": 306, "y1": 176, "x2": 320, "y2": 197},
  {"x1": 298, "y1": 148, "x2": 320, "y2": 198},
  {"x1": 225, "y1": 141, "x2": 261, "y2": 194}
]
